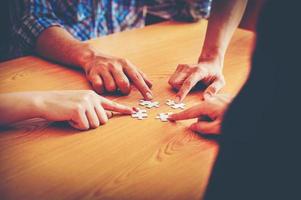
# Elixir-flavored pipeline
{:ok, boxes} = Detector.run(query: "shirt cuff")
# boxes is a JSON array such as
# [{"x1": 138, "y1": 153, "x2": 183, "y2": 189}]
[{"x1": 16, "y1": 15, "x2": 64, "y2": 50}]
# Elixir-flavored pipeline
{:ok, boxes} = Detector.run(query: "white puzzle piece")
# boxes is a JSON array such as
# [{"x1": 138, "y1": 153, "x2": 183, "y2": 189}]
[
  {"x1": 139, "y1": 100, "x2": 159, "y2": 109},
  {"x1": 165, "y1": 99, "x2": 185, "y2": 110},
  {"x1": 131, "y1": 108, "x2": 148, "y2": 120},
  {"x1": 171, "y1": 103, "x2": 185, "y2": 109},
  {"x1": 155, "y1": 112, "x2": 173, "y2": 122},
  {"x1": 166, "y1": 99, "x2": 175, "y2": 106}
]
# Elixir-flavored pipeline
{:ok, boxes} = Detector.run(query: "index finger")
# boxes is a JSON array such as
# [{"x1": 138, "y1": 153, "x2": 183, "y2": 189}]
[
  {"x1": 100, "y1": 97, "x2": 134, "y2": 114},
  {"x1": 139, "y1": 70, "x2": 153, "y2": 88},
  {"x1": 169, "y1": 103, "x2": 207, "y2": 121},
  {"x1": 125, "y1": 66, "x2": 153, "y2": 100},
  {"x1": 176, "y1": 72, "x2": 206, "y2": 102}
]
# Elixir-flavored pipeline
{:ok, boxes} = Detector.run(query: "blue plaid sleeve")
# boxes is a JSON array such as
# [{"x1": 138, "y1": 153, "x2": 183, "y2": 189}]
[
  {"x1": 147, "y1": 0, "x2": 212, "y2": 22},
  {"x1": 15, "y1": 0, "x2": 64, "y2": 50}
]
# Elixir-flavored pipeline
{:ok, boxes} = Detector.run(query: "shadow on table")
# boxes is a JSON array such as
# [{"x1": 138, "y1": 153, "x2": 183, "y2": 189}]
[
  {"x1": 0, "y1": 118, "x2": 80, "y2": 137},
  {"x1": 168, "y1": 82, "x2": 208, "y2": 97}
]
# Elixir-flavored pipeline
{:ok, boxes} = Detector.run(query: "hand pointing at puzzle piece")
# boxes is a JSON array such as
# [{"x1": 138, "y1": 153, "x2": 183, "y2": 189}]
[{"x1": 169, "y1": 94, "x2": 232, "y2": 134}]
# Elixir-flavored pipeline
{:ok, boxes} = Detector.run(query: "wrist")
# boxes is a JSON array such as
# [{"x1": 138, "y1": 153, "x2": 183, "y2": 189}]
[
  {"x1": 198, "y1": 47, "x2": 225, "y2": 67},
  {"x1": 28, "y1": 92, "x2": 47, "y2": 119},
  {"x1": 71, "y1": 43, "x2": 97, "y2": 70}
]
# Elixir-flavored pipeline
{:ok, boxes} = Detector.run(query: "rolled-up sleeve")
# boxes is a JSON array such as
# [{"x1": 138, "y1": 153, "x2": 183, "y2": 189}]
[
  {"x1": 147, "y1": 0, "x2": 212, "y2": 22},
  {"x1": 15, "y1": 0, "x2": 64, "y2": 50}
]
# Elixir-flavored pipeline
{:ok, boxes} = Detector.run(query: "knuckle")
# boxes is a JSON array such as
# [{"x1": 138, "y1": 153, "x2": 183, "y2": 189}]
[
  {"x1": 78, "y1": 99, "x2": 90, "y2": 108},
  {"x1": 122, "y1": 58, "x2": 129, "y2": 63},
  {"x1": 184, "y1": 80, "x2": 193, "y2": 87},
  {"x1": 82, "y1": 93, "x2": 91, "y2": 102},
  {"x1": 173, "y1": 79, "x2": 183, "y2": 85},
  {"x1": 86, "y1": 65, "x2": 97, "y2": 74},
  {"x1": 117, "y1": 58, "x2": 125, "y2": 63},
  {"x1": 107, "y1": 62, "x2": 116, "y2": 70},
  {"x1": 118, "y1": 58, "x2": 129, "y2": 65},
  {"x1": 87, "y1": 71, "x2": 97, "y2": 79},
  {"x1": 177, "y1": 64, "x2": 186, "y2": 70},
  {"x1": 132, "y1": 72, "x2": 140, "y2": 82},
  {"x1": 194, "y1": 66, "x2": 203, "y2": 73},
  {"x1": 74, "y1": 103, "x2": 84, "y2": 114},
  {"x1": 91, "y1": 63, "x2": 104, "y2": 71}
]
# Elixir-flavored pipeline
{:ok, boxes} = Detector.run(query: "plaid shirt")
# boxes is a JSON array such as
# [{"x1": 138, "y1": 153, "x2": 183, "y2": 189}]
[{"x1": 9, "y1": 0, "x2": 212, "y2": 59}]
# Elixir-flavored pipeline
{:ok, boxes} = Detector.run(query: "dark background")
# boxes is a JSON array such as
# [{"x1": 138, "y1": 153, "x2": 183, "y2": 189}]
[{"x1": 0, "y1": 0, "x2": 10, "y2": 62}]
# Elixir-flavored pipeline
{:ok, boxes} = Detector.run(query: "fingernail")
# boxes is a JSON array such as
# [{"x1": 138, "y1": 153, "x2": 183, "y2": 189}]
[
  {"x1": 146, "y1": 92, "x2": 153, "y2": 100},
  {"x1": 175, "y1": 96, "x2": 181, "y2": 103},
  {"x1": 132, "y1": 107, "x2": 139, "y2": 112}
]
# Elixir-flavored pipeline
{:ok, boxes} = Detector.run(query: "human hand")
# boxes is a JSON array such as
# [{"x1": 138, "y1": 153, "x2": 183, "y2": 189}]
[
  {"x1": 36, "y1": 90, "x2": 134, "y2": 130},
  {"x1": 169, "y1": 94, "x2": 232, "y2": 134},
  {"x1": 168, "y1": 59, "x2": 225, "y2": 102},
  {"x1": 83, "y1": 53, "x2": 153, "y2": 100}
]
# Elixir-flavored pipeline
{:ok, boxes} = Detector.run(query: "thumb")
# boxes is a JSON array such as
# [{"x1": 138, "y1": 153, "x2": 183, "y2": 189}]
[
  {"x1": 190, "y1": 120, "x2": 221, "y2": 135},
  {"x1": 169, "y1": 102, "x2": 209, "y2": 121}
]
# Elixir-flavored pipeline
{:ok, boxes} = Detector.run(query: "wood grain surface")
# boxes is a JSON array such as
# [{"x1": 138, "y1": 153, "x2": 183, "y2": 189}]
[{"x1": 0, "y1": 21, "x2": 255, "y2": 200}]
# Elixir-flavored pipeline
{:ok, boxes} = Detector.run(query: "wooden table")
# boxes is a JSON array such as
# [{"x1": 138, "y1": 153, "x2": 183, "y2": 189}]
[{"x1": 0, "y1": 21, "x2": 254, "y2": 200}]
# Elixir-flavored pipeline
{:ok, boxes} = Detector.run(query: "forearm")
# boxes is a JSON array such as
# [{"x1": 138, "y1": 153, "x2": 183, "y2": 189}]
[
  {"x1": 0, "y1": 92, "x2": 42, "y2": 126},
  {"x1": 200, "y1": 0, "x2": 248, "y2": 62},
  {"x1": 35, "y1": 26, "x2": 96, "y2": 69}
]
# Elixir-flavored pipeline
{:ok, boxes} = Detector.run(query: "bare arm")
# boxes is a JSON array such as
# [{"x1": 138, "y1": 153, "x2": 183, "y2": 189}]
[
  {"x1": 36, "y1": 26, "x2": 95, "y2": 68},
  {"x1": 0, "y1": 92, "x2": 41, "y2": 126},
  {"x1": 169, "y1": 0, "x2": 248, "y2": 102},
  {"x1": 0, "y1": 91, "x2": 134, "y2": 130},
  {"x1": 35, "y1": 26, "x2": 153, "y2": 100},
  {"x1": 200, "y1": 0, "x2": 249, "y2": 62}
]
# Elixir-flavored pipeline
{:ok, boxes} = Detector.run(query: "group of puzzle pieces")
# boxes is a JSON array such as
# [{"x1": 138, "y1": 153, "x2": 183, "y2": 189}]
[{"x1": 131, "y1": 99, "x2": 186, "y2": 122}]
